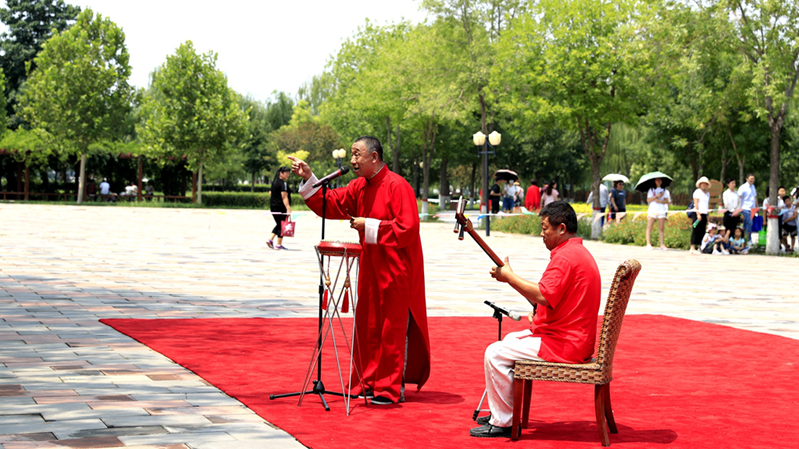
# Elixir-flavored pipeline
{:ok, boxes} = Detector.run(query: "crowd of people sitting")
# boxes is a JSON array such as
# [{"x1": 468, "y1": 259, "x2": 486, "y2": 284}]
[{"x1": 85, "y1": 178, "x2": 155, "y2": 202}]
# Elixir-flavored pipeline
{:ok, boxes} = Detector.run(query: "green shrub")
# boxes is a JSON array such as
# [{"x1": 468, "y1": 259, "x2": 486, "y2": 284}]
[
  {"x1": 201, "y1": 192, "x2": 309, "y2": 209},
  {"x1": 488, "y1": 214, "x2": 593, "y2": 239},
  {"x1": 601, "y1": 213, "x2": 692, "y2": 249}
]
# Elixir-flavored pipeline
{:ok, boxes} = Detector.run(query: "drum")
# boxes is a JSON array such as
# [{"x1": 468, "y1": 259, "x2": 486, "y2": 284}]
[{"x1": 316, "y1": 240, "x2": 363, "y2": 256}]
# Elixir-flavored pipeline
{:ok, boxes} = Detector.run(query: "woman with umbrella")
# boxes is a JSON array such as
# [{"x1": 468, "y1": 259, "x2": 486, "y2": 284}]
[{"x1": 636, "y1": 172, "x2": 673, "y2": 250}]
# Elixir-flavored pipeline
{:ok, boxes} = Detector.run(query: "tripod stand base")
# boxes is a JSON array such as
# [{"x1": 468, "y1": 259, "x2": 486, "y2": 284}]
[{"x1": 270, "y1": 380, "x2": 353, "y2": 412}]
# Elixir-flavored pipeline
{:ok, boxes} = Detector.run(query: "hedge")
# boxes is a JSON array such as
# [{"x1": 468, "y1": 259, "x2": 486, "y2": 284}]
[
  {"x1": 201, "y1": 192, "x2": 308, "y2": 209},
  {"x1": 489, "y1": 214, "x2": 593, "y2": 239},
  {"x1": 601, "y1": 213, "x2": 692, "y2": 249}
]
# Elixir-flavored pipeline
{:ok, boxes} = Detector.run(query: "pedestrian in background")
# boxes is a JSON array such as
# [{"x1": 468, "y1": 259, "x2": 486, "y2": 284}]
[
  {"x1": 609, "y1": 180, "x2": 626, "y2": 224},
  {"x1": 586, "y1": 182, "x2": 609, "y2": 227},
  {"x1": 267, "y1": 167, "x2": 292, "y2": 250},
  {"x1": 737, "y1": 173, "x2": 757, "y2": 242},
  {"x1": 722, "y1": 178, "x2": 741, "y2": 232},
  {"x1": 525, "y1": 180, "x2": 541, "y2": 212},
  {"x1": 690, "y1": 176, "x2": 711, "y2": 254},
  {"x1": 541, "y1": 180, "x2": 559, "y2": 207},
  {"x1": 645, "y1": 177, "x2": 671, "y2": 250}
]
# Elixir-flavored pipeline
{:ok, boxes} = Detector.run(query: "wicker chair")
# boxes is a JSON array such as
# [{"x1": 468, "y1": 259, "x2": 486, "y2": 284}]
[{"x1": 511, "y1": 259, "x2": 641, "y2": 446}]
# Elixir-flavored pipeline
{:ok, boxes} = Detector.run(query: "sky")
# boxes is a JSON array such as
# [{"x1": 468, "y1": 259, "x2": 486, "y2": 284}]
[{"x1": 1, "y1": 0, "x2": 428, "y2": 102}]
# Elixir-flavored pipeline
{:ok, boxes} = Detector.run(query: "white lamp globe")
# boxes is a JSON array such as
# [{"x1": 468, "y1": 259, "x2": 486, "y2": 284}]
[
  {"x1": 473, "y1": 131, "x2": 486, "y2": 146},
  {"x1": 488, "y1": 131, "x2": 502, "y2": 146}
]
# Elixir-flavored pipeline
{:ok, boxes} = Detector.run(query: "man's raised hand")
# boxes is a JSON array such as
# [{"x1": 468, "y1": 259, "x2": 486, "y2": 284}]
[{"x1": 287, "y1": 156, "x2": 311, "y2": 181}]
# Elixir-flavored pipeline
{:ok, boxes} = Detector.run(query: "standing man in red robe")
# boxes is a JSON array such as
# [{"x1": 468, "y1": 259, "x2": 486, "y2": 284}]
[{"x1": 288, "y1": 136, "x2": 431, "y2": 406}]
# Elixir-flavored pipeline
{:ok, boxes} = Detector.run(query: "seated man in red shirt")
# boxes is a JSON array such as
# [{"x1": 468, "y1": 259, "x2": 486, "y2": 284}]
[{"x1": 470, "y1": 200, "x2": 601, "y2": 438}]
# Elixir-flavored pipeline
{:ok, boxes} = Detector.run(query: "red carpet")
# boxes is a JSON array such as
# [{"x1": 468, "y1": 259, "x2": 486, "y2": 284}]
[{"x1": 101, "y1": 315, "x2": 799, "y2": 448}]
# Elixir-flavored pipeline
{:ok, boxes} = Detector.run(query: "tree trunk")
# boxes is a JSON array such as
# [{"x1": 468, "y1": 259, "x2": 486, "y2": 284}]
[
  {"x1": 765, "y1": 124, "x2": 781, "y2": 255},
  {"x1": 24, "y1": 164, "x2": 29, "y2": 201},
  {"x1": 719, "y1": 145, "x2": 727, "y2": 184},
  {"x1": 386, "y1": 116, "x2": 394, "y2": 171},
  {"x1": 76, "y1": 153, "x2": 86, "y2": 204},
  {"x1": 196, "y1": 164, "x2": 203, "y2": 205},
  {"x1": 469, "y1": 161, "x2": 476, "y2": 208},
  {"x1": 16, "y1": 162, "x2": 22, "y2": 199},
  {"x1": 137, "y1": 157, "x2": 143, "y2": 202},
  {"x1": 393, "y1": 124, "x2": 401, "y2": 174},
  {"x1": 41, "y1": 166, "x2": 49, "y2": 194},
  {"x1": 736, "y1": 154, "x2": 745, "y2": 186},
  {"x1": 412, "y1": 153, "x2": 419, "y2": 198},
  {"x1": 439, "y1": 157, "x2": 449, "y2": 211},
  {"x1": 191, "y1": 171, "x2": 197, "y2": 203},
  {"x1": 251, "y1": 172, "x2": 255, "y2": 192}
]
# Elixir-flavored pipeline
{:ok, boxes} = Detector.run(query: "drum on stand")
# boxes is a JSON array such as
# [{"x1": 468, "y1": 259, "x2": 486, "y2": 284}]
[{"x1": 300, "y1": 240, "x2": 365, "y2": 414}]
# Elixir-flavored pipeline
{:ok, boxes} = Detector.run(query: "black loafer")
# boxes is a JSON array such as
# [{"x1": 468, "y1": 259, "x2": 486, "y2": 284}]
[
  {"x1": 370, "y1": 394, "x2": 405, "y2": 405},
  {"x1": 469, "y1": 424, "x2": 512, "y2": 438},
  {"x1": 476, "y1": 414, "x2": 491, "y2": 425}
]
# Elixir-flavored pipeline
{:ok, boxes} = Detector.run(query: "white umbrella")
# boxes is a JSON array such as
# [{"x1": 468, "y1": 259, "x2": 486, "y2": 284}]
[{"x1": 602, "y1": 173, "x2": 629, "y2": 183}]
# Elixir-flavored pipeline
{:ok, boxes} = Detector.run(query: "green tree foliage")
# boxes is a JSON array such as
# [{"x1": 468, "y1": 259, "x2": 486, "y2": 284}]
[
  {"x1": 20, "y1": 8, "x2": 135, "y2": 204},
  {"x1": 139, "y1": 41, "x2": 247, "y2": 205},
  {"x1": 722, "y1": 0, "x2": 799, "y2": 254},
  {"x1": 269, "y1": 100, "x2": 339, "y2": 175},
  {"x1": 265, "y1": 91, "x2": 294, "y2": 131},
  {"x1": 239, "y1": 95, "x2": 274, "y2": 190},
  {"x1": 644, "y1": 2, "x2": 750, "y2": 184},
  {"x1": 491, "y1": 0, "x2": 651, "y2": 235},
  {"x1": 0, "y1": 0, "x2": 80, "y2": 128}
]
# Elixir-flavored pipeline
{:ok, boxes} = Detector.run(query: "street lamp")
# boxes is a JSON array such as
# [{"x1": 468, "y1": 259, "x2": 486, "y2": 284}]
[
  {"x1": 332, "y1": 148, "x2": 347, "y2": 188},
  {"x1": 474, "y1": 130, "x2": 501, "y2": 236}
]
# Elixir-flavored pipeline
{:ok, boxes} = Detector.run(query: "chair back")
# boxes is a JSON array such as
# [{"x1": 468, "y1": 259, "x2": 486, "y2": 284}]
[{"x1": 595, "y1": 259, "x2": 641, "y2": 370}]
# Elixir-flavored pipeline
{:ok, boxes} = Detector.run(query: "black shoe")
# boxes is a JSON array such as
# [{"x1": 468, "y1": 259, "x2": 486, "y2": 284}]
[
  {"x1": 476, "y1": 414, "x2": 491, "y2": 425},
  {"x1": 469, "y1": 424, "x2": 512, "y2": 438},
  {"x1": 370, "y1": 394, "x2": 405, "y2": 405},
  {"x1": 351, "y1": 389, "x2": 374, "y2": 399}
]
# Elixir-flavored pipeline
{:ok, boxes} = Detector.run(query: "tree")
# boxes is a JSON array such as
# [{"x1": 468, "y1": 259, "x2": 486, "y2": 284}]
[
  {"x1": 139, "y1": 41, "x2": 247, "y2": 205},
  {"x1": 322, "y1": 20, "x2": 414, "y2": 173},
  {"x1": 491, "y1": 0, "x2": 651, "y2": 238},
  {"x1": 20, "y1": 8, "x2": 135, "y2": 204},
  {"x1": 0, "y1": 0, "x2": 80, "y2": 128},
  {"x1": 723, "y1": 0, "x2": 799, "y2": 254},
  {"x1": 239, "y1": 95, "x2": 274, "y2": 190},
  {"x1": 268, "y1": 101, "x2": 340, "y2": 176}
]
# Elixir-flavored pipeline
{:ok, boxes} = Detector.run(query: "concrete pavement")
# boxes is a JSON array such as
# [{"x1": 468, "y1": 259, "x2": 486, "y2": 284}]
[{"x1": 1, "y1": 204, "x2": 797, "y2": 448}]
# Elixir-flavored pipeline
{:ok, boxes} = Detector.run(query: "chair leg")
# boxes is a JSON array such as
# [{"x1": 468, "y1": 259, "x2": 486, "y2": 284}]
[
  {"x1": 602, "y1": 383, "x2": 618, "y2": 434},
  {"x1": 521, "y1": 379, "x2": 532, "y2": 429},
  {"x1": 594, "y1": 385, "x2": 610, "y2": 447},
  {"x1": 512, "y1": 378, "x2": 524, "y2": 440}
]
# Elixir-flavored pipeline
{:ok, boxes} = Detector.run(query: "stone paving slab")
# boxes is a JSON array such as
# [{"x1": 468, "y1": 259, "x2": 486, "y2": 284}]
[{"x1": 1, "y1": 204, "x2": 798, "y2": 448}]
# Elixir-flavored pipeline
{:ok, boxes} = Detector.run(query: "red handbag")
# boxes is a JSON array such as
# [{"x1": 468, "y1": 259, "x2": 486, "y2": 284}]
[{"x1": 281, "y1": 216, "x2": 295, "y2": 237}]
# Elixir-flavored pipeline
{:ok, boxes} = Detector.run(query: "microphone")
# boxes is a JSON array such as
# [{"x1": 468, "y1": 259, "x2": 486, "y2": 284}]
[
  {"x1": 312, "y1": 166, "x2": 350, "y2": 188},
  {"x1": 484, "y1": 300, "x2": 522, "y2": 321}
]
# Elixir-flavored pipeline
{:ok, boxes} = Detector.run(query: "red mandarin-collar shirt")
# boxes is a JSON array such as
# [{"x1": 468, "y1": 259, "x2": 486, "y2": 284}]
[{"x1": 532, "y1": 237, "x2": 601, "y2": 363}]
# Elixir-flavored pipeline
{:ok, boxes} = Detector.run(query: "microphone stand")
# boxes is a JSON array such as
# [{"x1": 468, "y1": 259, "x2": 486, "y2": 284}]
[
  {"x1": 472, "y1": 301, "x2": 508, "y2": 421},
  {"x1": 270, "y1": 180, "x2": 347, "y2": 411}
]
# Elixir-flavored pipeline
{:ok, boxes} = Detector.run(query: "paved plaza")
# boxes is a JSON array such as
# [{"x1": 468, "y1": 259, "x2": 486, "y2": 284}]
[{"x1": 1, "y1": 203, "x2": 797, "y2": 448}]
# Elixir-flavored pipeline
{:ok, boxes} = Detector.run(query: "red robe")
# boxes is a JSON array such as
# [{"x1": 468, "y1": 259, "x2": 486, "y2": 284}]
[
  {"x1": 299, "y1": 165, "x2": 431, "y2": 402},
  {"x1": 525, "y1": 185, "x2": 541, "y2": 211}
]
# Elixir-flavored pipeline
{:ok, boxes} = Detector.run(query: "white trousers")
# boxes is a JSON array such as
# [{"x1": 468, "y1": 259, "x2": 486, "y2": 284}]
[{"x1": 485, "y1": 329, "x2": 543, "y2": 427}]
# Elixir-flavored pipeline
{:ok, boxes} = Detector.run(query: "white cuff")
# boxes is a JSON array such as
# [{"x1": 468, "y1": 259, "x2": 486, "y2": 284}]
[
  {"x1": 365, "y1": 218, "x2": 380, "y2": 244},
  {"x1": 298, "y1": 174, "x2": 321, "y2": 200}
]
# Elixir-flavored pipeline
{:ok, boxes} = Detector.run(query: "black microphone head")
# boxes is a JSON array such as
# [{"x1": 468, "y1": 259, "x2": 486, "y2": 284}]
[{"x1": 339, "y1": 166, "x2": 350, "y2": 175}]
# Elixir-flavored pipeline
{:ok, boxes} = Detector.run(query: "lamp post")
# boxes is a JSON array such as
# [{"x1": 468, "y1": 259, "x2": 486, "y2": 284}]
[
  {"x1": 331, "y1": 148, "x2": 346, "y2": 188},
  {"x1": 473, "y1": 130, "x2": 501, "y2": 236}
]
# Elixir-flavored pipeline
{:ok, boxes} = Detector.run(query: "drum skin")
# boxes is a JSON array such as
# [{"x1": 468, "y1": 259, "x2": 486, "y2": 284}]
[{"x1": 316, "y1": 240, "x2": 363, "y2": 256}]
